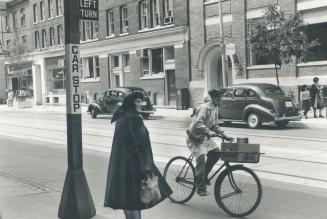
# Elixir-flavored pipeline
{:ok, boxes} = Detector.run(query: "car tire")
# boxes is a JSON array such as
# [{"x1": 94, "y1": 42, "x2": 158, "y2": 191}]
[
  {"x1": 275, "y1": 121, "x2": 289, "y2": 128},
  {"x1": 142, "y1": 113, "x2": 150, "y2": 120},
  {"x1": 91, "y1": 108, "x2": 98, "y2": 119},
  {"x1": 247, "y1": 113, "x2": 261, "y2": 129}
]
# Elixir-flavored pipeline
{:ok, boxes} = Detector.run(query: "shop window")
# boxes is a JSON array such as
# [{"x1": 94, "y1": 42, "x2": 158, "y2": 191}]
[
  {"x1": 48, "y1": 0, "x2": 54, "y2": 18},
  {"x1": 301, "y1": 22, "x2": 327, "y2": 62},
  {"x1": 151, "y1": 0, "x2": 160, "y2": 27},
  {"x1": 41, "y1": 29, "x2": 47, "y2": 48},
  {"x1": 120, "y1": 6, "x2": 129, "y2": 33},
  {"x1": 53, "y1": 97, "x2": 59, "y2": 103},
  {"x1": 106, "y1": 9, "x2": 114, "y2": 36},
  {"x1": 81, "y1": 56, "x2": 100, "y2": 79},
  {"x1": 115, "y1": 75, "x2": 120, "y2": 87},
  {"x1": 5, "y1": 15, "x2": 9, "y2": 27},
  {"x1": 6, "y1": 40, "x2": 11, "y2": 49},
  {"x1": 56, "y1": 0, "x2": 62, "y2": 16},
  {"x1": 40, "y1": 1, "x2": 45, "y2": 21},
  {"x1": 139, "y1": 1, "x2": 148, "y2": 30},
  {"x1": 165, "y1": 46, "x2": 175, "y2": 61},
  {"x1": 141, "y1": 51, "x2": 150, "y2": 76},
  {"x1": 33, "y1": 4, "x2": 38, "y2": 23},
  {"x1": 50, "y1": 27, "x2": 55, "y2": 46},
  {"x1": 163, "y1": 0, "x2": 173, "y2": 25},
  {"x1": 57, "y1": 24, "x2": 63, "y2": 45},
  {"x1": 20, "y1": 8, "x2": 26, "y2": 27}
]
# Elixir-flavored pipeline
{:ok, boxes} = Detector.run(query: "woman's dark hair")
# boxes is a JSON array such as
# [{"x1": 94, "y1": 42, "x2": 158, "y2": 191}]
[
  {"x1": 111, "y1": 92, "x2": 144, "y2": 123},
  {"x1": 301, "y1": 85, "x2": 307, "y2": 91}
]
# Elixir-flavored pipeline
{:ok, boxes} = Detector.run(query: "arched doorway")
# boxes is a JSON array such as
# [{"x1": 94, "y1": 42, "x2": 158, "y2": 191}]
[{"x1": 205, "y1": 48, "x2": 223, "y2": 91}]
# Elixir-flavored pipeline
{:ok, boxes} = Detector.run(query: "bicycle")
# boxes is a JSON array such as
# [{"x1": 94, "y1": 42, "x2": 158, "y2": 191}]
[{"x1": 163, "y1": 135, "x2": 263, "y2": 217}]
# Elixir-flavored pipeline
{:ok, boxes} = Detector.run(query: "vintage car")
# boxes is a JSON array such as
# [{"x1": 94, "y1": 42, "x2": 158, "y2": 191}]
[
  {"x1": 87, "y1": 87, "x2": 155, "y2": 119},
  {"x1": 219, "y1": 83, "x2": 301, "y2": 128}
]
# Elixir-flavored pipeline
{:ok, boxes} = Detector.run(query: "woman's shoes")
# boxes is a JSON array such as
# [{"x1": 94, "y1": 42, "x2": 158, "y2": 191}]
[{"x1": 319, "y1": 115, "x2": 324, "y2": 118}]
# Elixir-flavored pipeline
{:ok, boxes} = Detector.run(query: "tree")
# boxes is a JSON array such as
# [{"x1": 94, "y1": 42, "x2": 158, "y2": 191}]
[{"x1": 249, "y1": 4, "x2": 319, "y2": 86}]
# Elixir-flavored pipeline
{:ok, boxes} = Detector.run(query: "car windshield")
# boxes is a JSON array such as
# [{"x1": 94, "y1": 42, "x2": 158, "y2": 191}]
[
  {"x1": 128, "y1": 88, "x2": 147, "y2": 96},
  {"x1": 264, "y1": 87, "x2": 284, "y2": 96}
]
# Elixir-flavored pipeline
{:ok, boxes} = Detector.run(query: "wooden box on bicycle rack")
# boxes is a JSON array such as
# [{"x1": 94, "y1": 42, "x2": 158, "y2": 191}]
[{"x1": 221, "y1": 142, "x2": 261, "y2": 163}]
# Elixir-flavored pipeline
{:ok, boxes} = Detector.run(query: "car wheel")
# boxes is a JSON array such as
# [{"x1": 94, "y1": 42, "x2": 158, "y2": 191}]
[
  {"x1": 247, "y1": 113, "x2": 261, "y2": 129},
  {"x1": 275, "y1": 121, "x2": 289, "y2": 128},
  {"x1": 91, "y1": 108, "x2": 98, "y2": 119},
  {"x1": 142, "y1": 113, "x2": 150, "y2": 120}
]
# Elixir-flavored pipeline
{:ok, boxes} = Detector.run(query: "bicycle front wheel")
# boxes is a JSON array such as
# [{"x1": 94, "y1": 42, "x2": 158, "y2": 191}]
[
  {"x1": 163, "y1": 156, "x2": 196, "y2": 204},
  {"x1": 214, "y1": 165, "x2": 262, "y2": 217}
]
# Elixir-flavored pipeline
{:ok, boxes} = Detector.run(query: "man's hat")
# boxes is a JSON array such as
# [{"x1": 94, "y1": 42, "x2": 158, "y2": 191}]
[{"x1": 208, "y1": 88, "x2": 225, "y2": 97}]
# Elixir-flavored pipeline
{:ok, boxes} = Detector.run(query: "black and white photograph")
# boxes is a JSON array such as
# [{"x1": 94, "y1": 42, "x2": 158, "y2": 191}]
[{"x1": 0, "y1": 0, "x2": 327, "y2": 218}]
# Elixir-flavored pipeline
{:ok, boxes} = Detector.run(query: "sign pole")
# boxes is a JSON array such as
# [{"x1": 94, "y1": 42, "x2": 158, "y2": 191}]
[
  {"x1": 219, "y1": 0, "x2": 227, "y2": 87},
  {"x1": 58, "y1": 0, "x2": 96, "y2": 218}
]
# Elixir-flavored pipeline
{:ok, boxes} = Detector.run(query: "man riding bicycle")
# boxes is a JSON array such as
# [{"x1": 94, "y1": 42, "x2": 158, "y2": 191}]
[{"x1": 186, "y1": 89, "x2": 232, "y2": 196}]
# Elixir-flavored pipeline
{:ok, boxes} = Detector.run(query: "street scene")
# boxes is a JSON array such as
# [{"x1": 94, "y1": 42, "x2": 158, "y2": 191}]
[{"x1": 0, "y1": 0, "x2": 327, "y2": 218}]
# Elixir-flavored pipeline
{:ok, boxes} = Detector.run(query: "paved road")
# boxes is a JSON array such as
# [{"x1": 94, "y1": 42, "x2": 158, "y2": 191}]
[
  {"x1": 0, "y1": 109, "x2": 326, "y2": 189},
  {"x1": 0, "y1": 136, "x2": 327, "y2": 219}
]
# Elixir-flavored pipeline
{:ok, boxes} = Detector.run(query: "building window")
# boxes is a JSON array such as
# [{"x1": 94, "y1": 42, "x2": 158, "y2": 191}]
[
  {"x1": 120, "y1": 6, "x2": 128, "y2": 33},
  {"x1": 21, "y1": 35, "x2": 27, "y2": 44},
  {"x1": 140, "y1": 1, "x2": 148, "y2": 30},
  {"x1": 6, "y1": 40, "x2": 11, "y2": 49},
  {"x1": 141, "y1": 50, "x2": 150, "y2": 76},
  {"x1": 152, "y1": 48, "x2": 163, "y2": 74},
  {"x1": 5, "y1": 15, "x2": 9, "y2": 27},
  {"x1": 113, "y1": 55, "x2": 120, "y2": 68},
  {"x1": 151, "y1": 0, "x2": 160, "y2": 27},
  {"x1": 49, "y1": 27, "x2": 55, "y2": 46},
  {"x1": 81, "y1": 56, "x2": 100, "y2": 79},
  {"x1": 34, "y1": 31, "x2": 40, "y2": 49},
  {"x1": 163, "y1": 0, "x2": 173, "y2": 24},
  {"x1": 12, "y1": 11, "x2": 17, "y2": 28},
  {"x1": 57, "y1": 24, "x2": 63, "y2": 45},
  {"x1": 40, "y1": 1, "x2": 45, "y2": 21},
  {"x1": 41, "y1": 29, "x2": 47, "y2": 48},
  {"x1": 123, "y1": 54, "x2": 129, "y2": 67},
  {"x1": 48, "y1": 0, "x2": 54, "y2": 18},
  {"x1": 302, "y1": 22, "x2": 327, "y2": 62},
  {"x1": 106, "y1": 9, "x2": 114, "y2": 36},
  {"x1": 80, "y1": 20, "x2": 99, "y2": 41},
  {"x1": 165, "y1": 46, "x2": 175, "y2": 60},
  {"x1": 20, "y1": 8, "x2": 26, "y2": 27},
  {"x1": 56, "y1": 0, "x2": 62, "y2": 16},
  {"x1": 33, "y1": 4, "x2": 38, "y2": 23}
]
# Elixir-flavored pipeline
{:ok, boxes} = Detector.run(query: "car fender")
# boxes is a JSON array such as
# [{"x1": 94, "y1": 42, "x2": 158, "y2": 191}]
[
  {"x1": 242, "y1": 104, "x2": 275, "y2": 122},
  {"x1": 88, "y1": 103, "x2": 102, "y2": 112}
]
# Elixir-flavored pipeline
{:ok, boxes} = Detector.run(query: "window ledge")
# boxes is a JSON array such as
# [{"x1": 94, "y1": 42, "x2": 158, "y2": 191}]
[
  {"x1": 39, "y1": 20, "x2": 46, "y2": 23},
  {"x1": 80, "y1": 38, "x2": 98, "y2": 43},
  {"x1": 138, "y1": 24, "x2": 175, "y2": 33},
  {"x1": 55, "y1": 15, "x2": 63, "y2": 18},
  {"x1": 81, "y1": 77, "x2": 101, "y2": 83},
  {"x1": 297, "y1": 60, "x2": 327, "y2": 67},
  {"x1": 119, "y1": 33, "x2": 129, "y2": 36},
  {"x1": 140, "y1": 73, "x2": 165, "y2": 80},
  {"x1": 106, "y1": 35, "x2": 115, "y2": 39},
  {"x1": 247, "y1": 64, "x2": 279, "y2": 70},
  {"x1": 123, "y1": 67, "x2": 130, "y2": 72},
  {"x1": 48, "y1": 17, "x2": 55, "y2": 21},
  {"x1": 204, "y1": 0, "x2": 220, "y2": 5},
  {"x1": 33, "y1": 22, "x2": 39, "y2": 25}
]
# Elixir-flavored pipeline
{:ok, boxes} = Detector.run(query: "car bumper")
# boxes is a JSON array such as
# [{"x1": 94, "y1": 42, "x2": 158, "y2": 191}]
[
  {"x1": 141, "y1": 110, "x2": 155, "y2": 114},
  {"x1": 274, "y1": 115, "x2": 301, "y2": 121}
]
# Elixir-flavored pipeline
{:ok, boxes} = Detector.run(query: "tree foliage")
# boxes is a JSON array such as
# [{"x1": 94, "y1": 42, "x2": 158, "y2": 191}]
[{"x1": 249, "y1": 4, "x2": 319, "y2": 86}]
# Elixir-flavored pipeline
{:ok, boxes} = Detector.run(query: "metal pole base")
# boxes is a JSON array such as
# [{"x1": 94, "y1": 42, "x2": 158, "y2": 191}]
[{"x1": 58, "y1": 169, "x2": 96, "y2": 219}]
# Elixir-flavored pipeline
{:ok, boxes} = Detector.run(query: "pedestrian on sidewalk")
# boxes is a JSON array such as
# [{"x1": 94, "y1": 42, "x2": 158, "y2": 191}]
[
  {"x1": 7, "y1": 90, "x2": 14, "y2": 107},
  {"x1": 310, "y1": 77, "x2": 324, "y2": 118},
  {"x1": 300, "y1": 85, "x2": 311, "y2": 119},
  {"x1": 104, "y1": 92, "x2": 172, "y2": 219}
]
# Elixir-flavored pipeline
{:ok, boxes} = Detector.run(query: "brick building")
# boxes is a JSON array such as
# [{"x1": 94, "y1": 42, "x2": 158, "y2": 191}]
[
  {"x1": 0, "y1": 0, "x2": 190, "y2": 107},
  {"x1": 189, "y1": 0, "x2": 327, "y2": 105}
]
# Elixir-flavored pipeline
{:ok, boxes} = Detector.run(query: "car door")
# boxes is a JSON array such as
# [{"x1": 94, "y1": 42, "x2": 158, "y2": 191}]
[
  {"x1": 219, "y1": 88, "x2": 234, "y2": 119},
  {"x1": 245, "y1": 89, "x2": 258, "y2": 106},
  {"x1": 230, "y1": 88, "x2": 247, "y2": 120},
  {"x1": 104, "y1": 90, "x2": 118, "y2": 113}
]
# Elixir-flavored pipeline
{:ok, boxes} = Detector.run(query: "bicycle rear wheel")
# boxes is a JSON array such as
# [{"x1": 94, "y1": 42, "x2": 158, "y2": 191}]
[
  {"x1": 163, "y1": 156, "x2": 196, "y2": 204},
  {"x1": 214, "y1": 165, "x2": 262, "y2": 217}
]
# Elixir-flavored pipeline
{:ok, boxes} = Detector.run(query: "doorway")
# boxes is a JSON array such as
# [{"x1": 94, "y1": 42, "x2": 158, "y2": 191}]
[
  {"x1": 166, "y1": 70, "x2": 176, "y2": 106},
  {"x1": 206, "y1": 49, "x2": 223, "y2": 90}
]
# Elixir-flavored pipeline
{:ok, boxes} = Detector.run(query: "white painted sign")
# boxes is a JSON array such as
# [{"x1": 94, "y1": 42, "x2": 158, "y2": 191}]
[
  {"x1": 226, "y1": 43, "x2": 236, "y2": 55},
  {"x1": 67, "y1": 44, "x2": 81, "y2": 114}
]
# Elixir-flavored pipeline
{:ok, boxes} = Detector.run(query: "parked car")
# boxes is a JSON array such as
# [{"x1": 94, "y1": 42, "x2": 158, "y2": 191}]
[
  {"x1": 87, "y1": 87, "x2": 155, "y2": 119},
  {"x1": 218, "y1": 83, "x2": 301, "y2": 128}
]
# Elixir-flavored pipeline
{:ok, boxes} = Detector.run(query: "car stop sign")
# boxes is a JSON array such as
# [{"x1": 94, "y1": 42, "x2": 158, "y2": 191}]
[{"x1": 80, "y1": 0, "x2": 99, "y2": 21}]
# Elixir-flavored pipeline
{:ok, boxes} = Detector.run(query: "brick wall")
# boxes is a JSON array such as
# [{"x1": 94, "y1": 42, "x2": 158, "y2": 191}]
[{"x1": 175, "y1": 42, "x2": 190, "y2": 89}]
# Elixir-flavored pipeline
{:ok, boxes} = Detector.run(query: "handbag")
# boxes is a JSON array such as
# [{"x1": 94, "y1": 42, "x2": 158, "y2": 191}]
[{"x1": 140, "y1": 174, "x2": 161, "y2": 204}]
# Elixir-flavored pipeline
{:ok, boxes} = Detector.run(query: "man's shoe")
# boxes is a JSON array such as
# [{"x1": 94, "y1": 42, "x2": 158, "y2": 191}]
[
  {"x1": 319, "y1": 115, "x2": 324, "y2": 118},
  {"x1": 205, "y1": 178, "x2": 211, "y2": 186},
  {"x1": 197, "y1": 190, "x2": 210, "y2": 196},
  {"x1": 314, "y1": 115, "x2": 318, "y2": 118}
]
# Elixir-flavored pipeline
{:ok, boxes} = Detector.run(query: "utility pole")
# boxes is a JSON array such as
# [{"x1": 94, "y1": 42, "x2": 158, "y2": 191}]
[
  {"x1": 58, "y1": 0, "x2": 96, "y2": 218},
  {"x1": 219, "y1": 0, "x2": 227, "y2": 87}
]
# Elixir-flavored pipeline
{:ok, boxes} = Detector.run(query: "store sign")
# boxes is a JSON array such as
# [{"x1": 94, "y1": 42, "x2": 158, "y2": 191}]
[
  {"x1": 80, "y1": 0, "x2": 99, "y2": 21},
  {"x1": 226, "y1": 43, "x2": 236, "y2": 55},
  {"x1": 69, "y1": 44, "x2": 81, "y2": 114}
]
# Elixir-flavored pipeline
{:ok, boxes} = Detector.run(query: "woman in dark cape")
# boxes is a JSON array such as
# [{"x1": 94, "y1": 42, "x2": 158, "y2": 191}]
[{"x1": 104, "y1": 92, "x2": 172, "y2": 219}]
